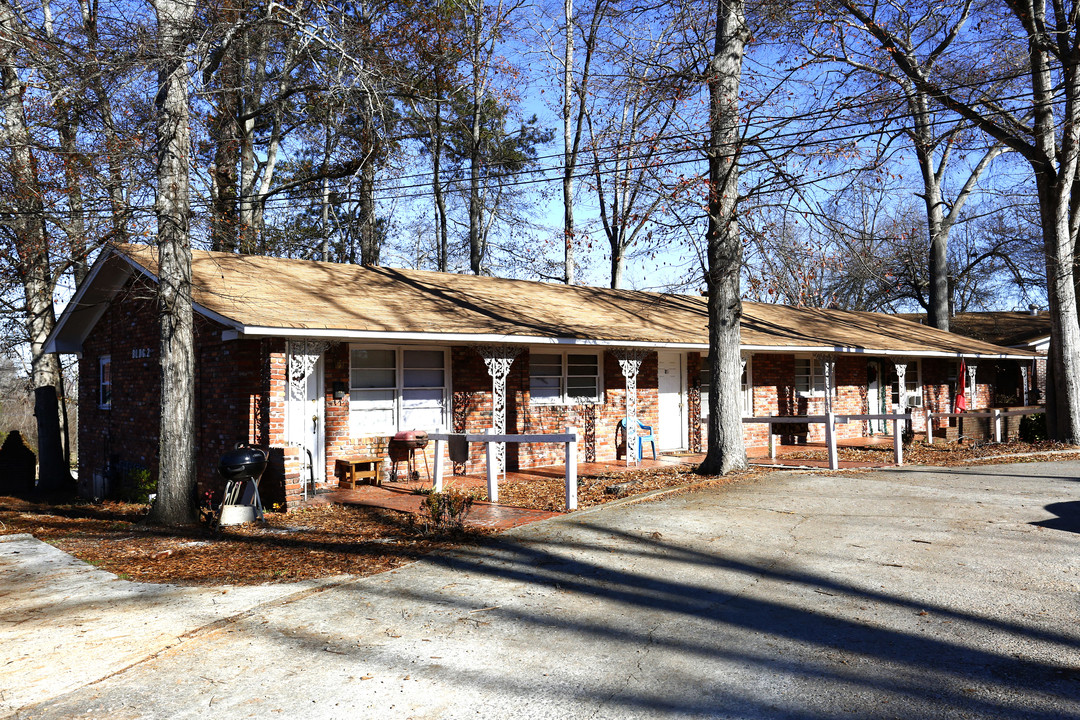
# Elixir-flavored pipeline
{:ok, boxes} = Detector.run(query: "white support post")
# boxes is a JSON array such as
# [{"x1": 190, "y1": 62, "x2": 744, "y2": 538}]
[
  {"x1": 893, "y1": 417, "x2": 903, "y2": 466},
  {"x1": 433, "y1": 437, "x2": 445, "y2": 492},
  {"x1": 825, "y1": 410, "x2": 838, "y2": 470},
  {"x1": 613, "y1": 349, "x2": 648, "y2": 467},
  {"x1": 768, "y1": 422, "x2": 777, "y2": 459},
  {"x1": 926, "y1": 413, "x2": 935, "y2": 445},
  {"x1": 967, "y1": 363, "x2": 978, "y2": 409},
  {"x1": 993, "y1": 409, "x2": 1002, "y2": 443},
  {"x1": 565, "y1": 425, "x2": 578, "y2": 511},
  {"x1": 485, "y1": 428, "x2": 498, "y2": 503},
  {"x1": 1021, "y1": 364, "x2": 1030, "y2": 406}
]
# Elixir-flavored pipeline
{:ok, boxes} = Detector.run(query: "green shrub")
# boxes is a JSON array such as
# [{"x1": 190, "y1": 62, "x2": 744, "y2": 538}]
[
  {"x1": 123, "y1": 467, "x2": 157, "y2": 504},
  {"x1": 1019, "y1": 413, "x2": 1047, "y2": 443}
]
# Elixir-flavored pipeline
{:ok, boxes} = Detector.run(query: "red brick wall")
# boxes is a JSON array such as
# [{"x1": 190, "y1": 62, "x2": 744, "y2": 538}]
[{"x1": 78, "y1": 276, "x2": 281, "y2": 505}]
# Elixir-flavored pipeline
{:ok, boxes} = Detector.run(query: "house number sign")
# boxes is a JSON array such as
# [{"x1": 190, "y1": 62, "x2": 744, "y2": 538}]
[{"x1": 131, "y1": 347, "x2": 152, "y2": 359}]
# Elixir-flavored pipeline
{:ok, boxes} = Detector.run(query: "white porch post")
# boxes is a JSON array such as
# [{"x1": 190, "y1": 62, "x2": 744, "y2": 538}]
[
  {"x1": 891, "y1": 357, "x2": 912, "y2": 443},
  {"x1": 477, "y1": 345, "x2": 522, "y2": 480},
  {"x1": 825, "y1": 410, "x2": 838, "y2": 470},
  {"x1": 1021, "y1": 363, "x2": 1030, "y2": 406},
  {"x1": 433, "y1": 437, "x2": 445, "y2": 492},
  {"x1": 612, "y1": 348, "x2": 649, "y2": 466},
  {"x1": 485, "y1": 427, "x2": 498, "y2": 502},
  {"x1": 892, "y1": 358, "x2": 909, "y2": 411},
  {"x1": 893, "y1": 416, "x2": 904, "y2": 465},
  {"x1": 816, "y1": 354, "x2": 836, "y2": 413},
  {"x1": 967, "y1": 362, "x2": 978, "y2": 409},
  {"x1": 565, "y1": 425, "x2": 578, "y2": 511}
]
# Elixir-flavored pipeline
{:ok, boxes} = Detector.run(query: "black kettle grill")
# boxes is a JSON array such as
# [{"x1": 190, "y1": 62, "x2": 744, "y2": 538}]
[{"x1": 218, "y1": 444, "x2": 268, "y2": 519}]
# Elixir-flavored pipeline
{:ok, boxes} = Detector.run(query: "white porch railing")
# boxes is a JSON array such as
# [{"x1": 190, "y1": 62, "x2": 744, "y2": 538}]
[
  {"x1": 742, "y1": 412, "x2": 912, "y2": 470},
  {"x1": 925, "y1": 408, "x2": 1045, "y2": 444},
  {"x1": 428, "y1": 426, "x2": 580, "y2": 510}
]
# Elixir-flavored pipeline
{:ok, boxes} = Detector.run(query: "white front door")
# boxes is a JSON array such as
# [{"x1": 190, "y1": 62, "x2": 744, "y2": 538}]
[
  {"x1": 288, "y1": 350, "x2": 325, "y2": 487},
  {"x1": 657, "y1": 351, "x2": 686, "y2": 451}
]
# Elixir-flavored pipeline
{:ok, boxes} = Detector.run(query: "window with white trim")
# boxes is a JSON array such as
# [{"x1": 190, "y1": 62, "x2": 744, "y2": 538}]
[
  {"x1": 99, "y1": 355, "x2": 111, "y2": 409},
  {"x1": 794, "y1": 356, "x2": 834, "y2": 398},
  {"x1": 699, "y1": 355, "x2": 753, "y2": 418},
  {"x1": 349, "y1": 346, "x2": 448, "y2": 434},
  {"x1": 891, "y1": 360, "x2": 922, "y2": 406},
  {"x1": 529, "y1": 351, "x2": 601, "y2": 404}
]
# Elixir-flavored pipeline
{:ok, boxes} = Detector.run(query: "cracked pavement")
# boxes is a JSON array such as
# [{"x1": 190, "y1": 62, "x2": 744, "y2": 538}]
[{"x1": 4, "y1": 461, "x2": 1080, "y2": 719}]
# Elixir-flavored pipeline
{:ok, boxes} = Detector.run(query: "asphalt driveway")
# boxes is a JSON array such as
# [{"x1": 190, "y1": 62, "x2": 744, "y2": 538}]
[{"x1": 3, "y1": 461, "x2": 1079, "y2": 719}]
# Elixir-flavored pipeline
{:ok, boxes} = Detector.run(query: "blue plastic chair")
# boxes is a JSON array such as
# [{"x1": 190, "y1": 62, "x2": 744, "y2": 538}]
[{"x1": 618, "y1": 418, "x2": 657, "y2": 460}]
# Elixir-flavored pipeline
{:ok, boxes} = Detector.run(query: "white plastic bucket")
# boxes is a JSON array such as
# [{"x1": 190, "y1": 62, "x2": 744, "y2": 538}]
[{"x1": 218, "y1": 504, "x2": 256, "y2": 526}]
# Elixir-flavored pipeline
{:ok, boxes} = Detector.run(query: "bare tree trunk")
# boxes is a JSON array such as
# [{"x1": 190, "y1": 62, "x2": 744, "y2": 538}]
[
  {"x1": 468, "y1": 65, "x2": 484, "y2": 274},
  {"x1": 698, "y1": 0, "x2": 747, "y2": 476},
  {"x1": 561, "y1": 0, "x2": 575, "y2": 285},
  {"x1": 150, "y1": 0, "x2": 197, "y2": 525},
  {"x1": 0, "y1": 4, "x2": 73, "y2": 494}
]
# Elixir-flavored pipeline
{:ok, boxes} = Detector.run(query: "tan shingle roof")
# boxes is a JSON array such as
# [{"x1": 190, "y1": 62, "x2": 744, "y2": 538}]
[
  {"x1": 899, "y1": 312, "x2": 1050, "y2": 348},
  {"x1": 112, "y1": 244, "x2": 1034, "y2": 358}
]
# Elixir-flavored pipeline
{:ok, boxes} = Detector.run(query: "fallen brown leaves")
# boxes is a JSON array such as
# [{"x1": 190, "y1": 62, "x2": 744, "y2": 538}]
[
  {"x1": 780, "y1": 440, "x2": 1080, "y2": 468},
  {"x1": 0, "y1": 498, "x2": 488, "y2": 586},
  {"x1": 493, "y1": 463, "x2": 774, "y2": 512},
  {"x1": 4, "y1": 441, "x2": 1075, "y2": 587}
]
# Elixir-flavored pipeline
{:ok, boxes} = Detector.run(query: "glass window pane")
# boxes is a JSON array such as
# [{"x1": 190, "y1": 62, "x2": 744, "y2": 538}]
[
  {"x1": 567, "y1": 354, "x2": 598, "y2": 371},
  {"x1": 350, "y1": 389, "x2": 395, "y2": 408},
  {"x1": 532, "y1": 353, "x2": 561, "y2": 366},
  {"x1": 403, "y1": 368, "x2": 444, "y2": 387},
  {"x1": 402, "y1": 405, "x2": 442, "y2": 430},
  {"x1": 567, "y1": 377, "x2": 597, "y2": 394},
  {"x1": 403, "y1": 349, "x2": 444, "y2": 369},
  {"x1": 402, "y1": 388, "x2": 443, "y2": 407},
  {"x1": 351, "y1": 348, "x2": 394, "y2": 369},
  {"x1": 351, "y1": 368, "x2": 395, "y2": 389}
]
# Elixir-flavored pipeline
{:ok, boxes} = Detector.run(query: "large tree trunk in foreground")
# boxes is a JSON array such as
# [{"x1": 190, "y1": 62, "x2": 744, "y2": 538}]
[
  {"x1": 0, "y1": 4, "x2": 73, "y2": 494},
  {"x1": 150, "y1": 0, "x2": 197, "y2": 525},
  {"x1": 698, "y1": 0, "x2": 747, "y2": 476}
]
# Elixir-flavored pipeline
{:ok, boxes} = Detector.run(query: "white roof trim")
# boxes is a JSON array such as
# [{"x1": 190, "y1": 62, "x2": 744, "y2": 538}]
[{"x1": 233, "y1": 326, "x2": 1034, "y2": 360}]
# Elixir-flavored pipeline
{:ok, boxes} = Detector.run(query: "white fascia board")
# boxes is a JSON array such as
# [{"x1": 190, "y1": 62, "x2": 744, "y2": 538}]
[
  {"x1": 229, "y1": 327, "x2": 1032, "y2": 359},
  {"x1": 744, "y1": 345, "x2": 1033, "y2": 360},
  {"x1": 45, "y1": 247, "x2": 245, "y2": 354},
  {"x1": 44, "y1": 248, "x2": 133, "y2": 354}
]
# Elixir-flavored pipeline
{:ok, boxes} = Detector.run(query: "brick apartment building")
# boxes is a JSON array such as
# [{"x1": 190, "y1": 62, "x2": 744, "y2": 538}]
[{"x1": 47, "y1": 244, "x2": 1039, "y2": 508}]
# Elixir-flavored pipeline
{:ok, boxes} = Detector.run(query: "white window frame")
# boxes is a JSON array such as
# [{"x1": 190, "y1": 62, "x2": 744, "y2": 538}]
[
  {"x1": 528, "y1": 349, "x2": 603, "y2": 405},
  {"x1": 348, "y1": 344, "x2": 450, "y2": 435},
  {"x1": 98, "y1": 355, "x2": 111, "y2": 409},
  {"x1": 892, "y1": 360, "x2": 923, "y2": 407},
  {"x1": 699, "y1": 355, "x2": 753, "y2": 419},
  {"x1": 794, "y1": 355, "x2": 834, "y2": 398}
]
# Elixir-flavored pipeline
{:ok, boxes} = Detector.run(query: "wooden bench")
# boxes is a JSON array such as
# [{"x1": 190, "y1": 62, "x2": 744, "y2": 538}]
[{"x1": 335, "y1": 456, "x2": 384, "y2": 489}]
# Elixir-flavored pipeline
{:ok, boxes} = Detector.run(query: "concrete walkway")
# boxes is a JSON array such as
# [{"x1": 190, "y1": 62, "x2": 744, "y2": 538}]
[{"x1": 4, "y1": 461, "x2": 1080, "y2": 719}]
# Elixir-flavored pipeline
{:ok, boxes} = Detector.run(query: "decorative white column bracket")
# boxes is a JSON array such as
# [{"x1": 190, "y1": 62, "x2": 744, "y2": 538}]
[
  {"x1": 288, "y1": 340, "x2": 334, "y2": 401},
  {"x1": 891, "y1": 358, "x2": 912, "y2": 410},
  {"x1": 967, "y1": 362, "x2": 978, "y2": 409},
  {"x1": 611, "y1": 348, "x2": 650, "y2": 466},
  {"x1": 476, "y1": 344, "x2": 522, "y2": 478}
]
